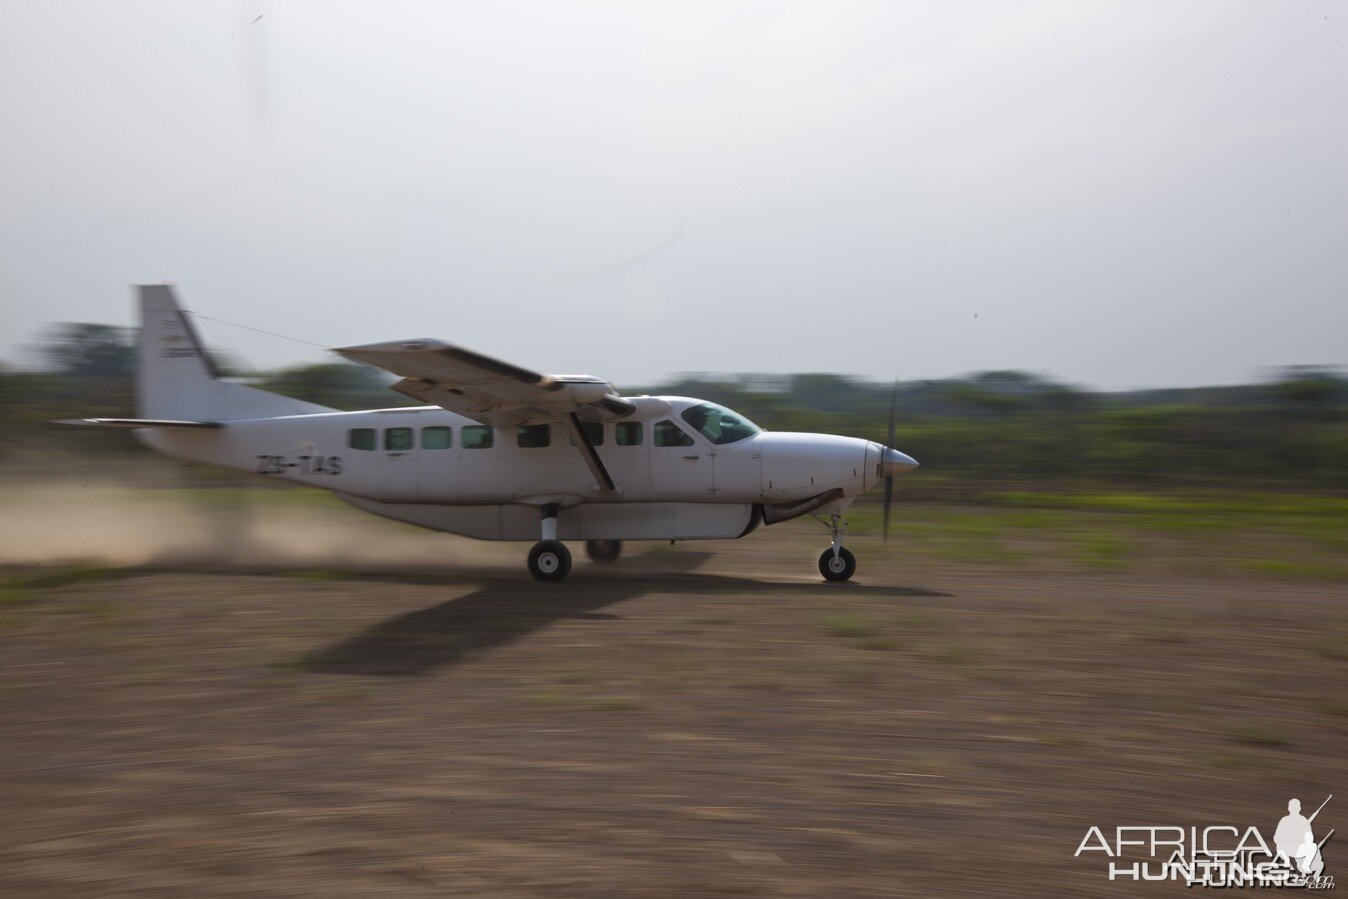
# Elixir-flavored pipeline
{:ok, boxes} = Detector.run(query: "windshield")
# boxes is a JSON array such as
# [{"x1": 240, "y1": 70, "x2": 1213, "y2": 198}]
[{"x1": 680, "y1": 402, "x2": 762, "y2": 445}]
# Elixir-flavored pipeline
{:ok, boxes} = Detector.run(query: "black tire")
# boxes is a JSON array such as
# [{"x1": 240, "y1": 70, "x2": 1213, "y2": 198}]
[
  {"x1": 818, "y1": 546, "x2": 857, "y2": 582},
  {"x1": 585, "y1": 539, "x2": 622, "y2": 564},
  {"x1": 528, "y1": 540, "x2": 573, "y2": 582}
]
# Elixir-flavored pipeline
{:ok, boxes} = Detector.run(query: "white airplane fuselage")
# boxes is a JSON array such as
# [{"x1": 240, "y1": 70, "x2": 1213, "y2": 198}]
[{"x1": 138, "y1": 398, "x2": 891, "y2": 542}]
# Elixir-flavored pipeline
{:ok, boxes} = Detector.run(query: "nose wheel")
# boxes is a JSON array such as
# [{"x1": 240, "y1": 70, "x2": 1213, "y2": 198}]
[
  {"x1": 819, "y1": 547, "x2": 856, "y2": 581},
  {"x1": 818, "y1": 511, "x2": 856, "y2": 582}
]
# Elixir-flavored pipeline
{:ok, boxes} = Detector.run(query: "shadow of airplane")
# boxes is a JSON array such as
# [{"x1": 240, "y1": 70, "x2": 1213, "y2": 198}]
[
  {"x1": 15, "y1": 552, "x2": 950, "y2": 678},
  {"x1": 306, "y1": 554, "x2": 951, "y2": 677}
]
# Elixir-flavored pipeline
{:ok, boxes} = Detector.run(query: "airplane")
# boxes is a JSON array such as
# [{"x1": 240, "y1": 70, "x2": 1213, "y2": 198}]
[{"x1": 62, "y1": 285, "x2": 919, "y2": 582}]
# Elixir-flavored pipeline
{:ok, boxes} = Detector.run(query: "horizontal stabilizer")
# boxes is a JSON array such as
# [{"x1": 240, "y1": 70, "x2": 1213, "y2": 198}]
[{"x1": 54, "y1": 418, "x2": 223, "y2": 430}]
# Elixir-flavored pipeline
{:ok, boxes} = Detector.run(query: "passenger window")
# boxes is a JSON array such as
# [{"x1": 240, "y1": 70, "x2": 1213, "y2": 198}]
[
  {"x1": 348, "y1": 428, "x2": 376, "y2": 451},
  {"x1": 615, "y1": 422, "x2": 643, "y2": 446},
  {"x1": 654, "y1": 420, "x2": 694, "y2": 447},
  {"x1": 462, "y1": 425, "x2": 494, "y2": 449},
  {"x1": 385, "y1": 427, "x2": 414, "y2": 451},
  {"x1": 421, "y1": 426, "x2": 452, "y2": 450},
  {"x1": 517, "y1": 424, "x2": 551, "y2": 448},
  {"x1": 567, "y1": 422, "x2": 604, "y2": 447}
]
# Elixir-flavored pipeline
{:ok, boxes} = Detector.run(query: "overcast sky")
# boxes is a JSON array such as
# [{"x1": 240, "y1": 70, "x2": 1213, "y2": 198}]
[{"x1": 1, "y1": 1, "x2": 1343, "y2": 390}]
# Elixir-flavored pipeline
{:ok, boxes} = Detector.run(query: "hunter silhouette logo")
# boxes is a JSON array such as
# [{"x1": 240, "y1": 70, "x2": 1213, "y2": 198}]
[
  {"x1": 1075, "y1": 794, "x2": 1334, "y2": 888},
  {"x1": 1279, "y1": 797, "x2": 1332, "y2": 883}
]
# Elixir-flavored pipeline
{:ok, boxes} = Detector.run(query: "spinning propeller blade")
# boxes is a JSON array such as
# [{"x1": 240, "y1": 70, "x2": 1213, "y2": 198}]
[{"x1": 884, "y1": 378, "x2": 898, "y2": 542}]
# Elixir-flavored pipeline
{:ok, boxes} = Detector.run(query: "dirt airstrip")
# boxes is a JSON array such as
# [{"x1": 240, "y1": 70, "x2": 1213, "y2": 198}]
[{"x1": 1, "y1": 531, "x2": 1345, "y2": 897}]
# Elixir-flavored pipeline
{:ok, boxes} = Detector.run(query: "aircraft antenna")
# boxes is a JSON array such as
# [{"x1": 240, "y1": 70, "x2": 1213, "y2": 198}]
[{"x1": 185, "y1": 312, "x2": 329, "y2": 350}]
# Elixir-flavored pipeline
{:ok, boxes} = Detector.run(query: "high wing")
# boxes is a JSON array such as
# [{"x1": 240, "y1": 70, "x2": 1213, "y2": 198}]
[
  {"x1": 335, "y1": 338, "x2": 639, "y2": 429},
  {"x1": 336, "y1": 338, "x2": 671, "y2": 497}
]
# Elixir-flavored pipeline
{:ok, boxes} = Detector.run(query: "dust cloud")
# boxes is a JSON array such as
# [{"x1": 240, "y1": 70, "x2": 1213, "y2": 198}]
[{"x1": 0, "y1": 481, "x2": 520, "y2": 571}]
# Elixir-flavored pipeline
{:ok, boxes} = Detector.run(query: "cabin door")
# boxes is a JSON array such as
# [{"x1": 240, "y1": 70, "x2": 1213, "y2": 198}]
[{"x1": 648, "y1": 418, "x2": 714, "y2": 498}]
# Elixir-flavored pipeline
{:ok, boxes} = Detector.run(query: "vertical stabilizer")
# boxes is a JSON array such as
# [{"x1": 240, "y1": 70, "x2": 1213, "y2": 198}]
[
  {"x1": 135, "y1": 285, "x2": 333, "y2": 421},
  {"x1": 137, "y1": 285, "x2": 219, "y2": 419}
]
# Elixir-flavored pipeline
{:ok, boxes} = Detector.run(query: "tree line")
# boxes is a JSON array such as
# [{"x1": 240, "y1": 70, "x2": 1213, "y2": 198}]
[{"x1": 3, "y1": 323, "x2": 1345, "y2": 491}]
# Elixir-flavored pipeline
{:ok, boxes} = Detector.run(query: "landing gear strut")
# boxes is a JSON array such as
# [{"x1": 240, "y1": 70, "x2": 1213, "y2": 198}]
[
  {"x1": 585, "y1": 540, "x2": 622, "y2": 564},
  {"x1": 528, "y1": 504, "x2": 572, "y2": 582},
  {"x1": 818, "y1": 512, "x2": 856, "y2": 582}
]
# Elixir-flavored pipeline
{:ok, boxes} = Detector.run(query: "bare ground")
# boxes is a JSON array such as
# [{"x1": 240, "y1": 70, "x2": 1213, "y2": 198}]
[{"x1": 1, "y1": 532, "x2": 1345, "y2": 897}]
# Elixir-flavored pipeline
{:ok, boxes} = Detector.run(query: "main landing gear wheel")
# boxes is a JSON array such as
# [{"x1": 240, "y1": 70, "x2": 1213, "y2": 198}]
[
  {"x1": 585, "y1": 540, "x2": 622, "y2": 564},
  {"x1": 528, "y1": 540, "x2": 572, "y2": 582},
  {"x1": 819, "y1": 547, "x2": 857, "y2": 582}
]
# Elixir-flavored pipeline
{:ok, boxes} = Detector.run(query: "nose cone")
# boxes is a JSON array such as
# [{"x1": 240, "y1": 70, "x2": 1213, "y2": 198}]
[{"x1": 881, "y1": 447, "x2": 919, "y2": 477}]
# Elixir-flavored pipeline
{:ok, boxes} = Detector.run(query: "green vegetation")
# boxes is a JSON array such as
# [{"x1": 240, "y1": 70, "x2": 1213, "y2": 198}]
[
  {"x1": 990, "y1": 492, "x2": 1348, "y2": 515},
  {"x1": 843, "y1": 492, "x2": 1348, "y2": 580},
  {"x1": 266, "y1": 652, "x2": 323, "y2": 672},
  {"x1": 0, "y1": 565, "x2": 128, "y2": 605},
  {"x1": 311, "y1": 686, "x2": 373, "y2": 703},
  {"x1": 1073, "y1": 531, "x2": 1132, "y2": 568},
  {"x1": 897, "y1": 610, "x2": 940, "y2": 630},
  {"x1": 1225, "y1": 724, "x2": 1290, "y2": 748},
  {"x1": 643, "y1": 368, "x2": 1348, "y2": 492},
  {"x1": 1238, "y1": 560, "x2": 1348, "y2": 581},
  {"x1": 1310, "y1": 695, "x2": 1348, "y2": 717},
  {"x1": 1199, "y1": 752, "x2": 1274, "y2": 771},
  {"x1": 0, "y1": 583, "x2": 31, "y2": 608},
  {"x1": 1312, "y1": 630, "x2": 1348, "y2": 661},
  {"x1": 927, "y1": 643, "x2": 971, "y2": 666},
  {"x1": 551, "y1": 668, "x2": 599, "y2": 685},
  {"x1": 824, "y1": 614, "x2": 877, "y2": 638},
  {"x1": 282, "y1": 569, "x2": 347, "y2": 581},
  {"x1": 1311, "y1": 698, "x2": 1348, "y2": 717},
  {"x1": 5, "y1": 325, "x2": 1346, "y2": 493}
]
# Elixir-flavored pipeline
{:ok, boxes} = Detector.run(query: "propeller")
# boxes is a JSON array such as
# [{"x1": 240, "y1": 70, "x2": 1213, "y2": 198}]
[{"x1": 884, "y1": 378, "x2": 897, "y2": 541}]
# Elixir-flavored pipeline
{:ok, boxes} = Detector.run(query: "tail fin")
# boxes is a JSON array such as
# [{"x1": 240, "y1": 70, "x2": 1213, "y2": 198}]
[{"x1": 137, "y1": 285, "x2": 333, "y2": 420}]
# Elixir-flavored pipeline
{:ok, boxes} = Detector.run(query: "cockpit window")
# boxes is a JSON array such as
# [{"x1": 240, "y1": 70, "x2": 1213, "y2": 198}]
[{"x1": 680, "y1": 402, "x2": 761, "y2": 445}]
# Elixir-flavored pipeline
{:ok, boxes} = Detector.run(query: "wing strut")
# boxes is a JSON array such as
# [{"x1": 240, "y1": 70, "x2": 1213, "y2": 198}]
[{"x1": 565, "y1": 412, "x2": 618, "y2": 497}]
